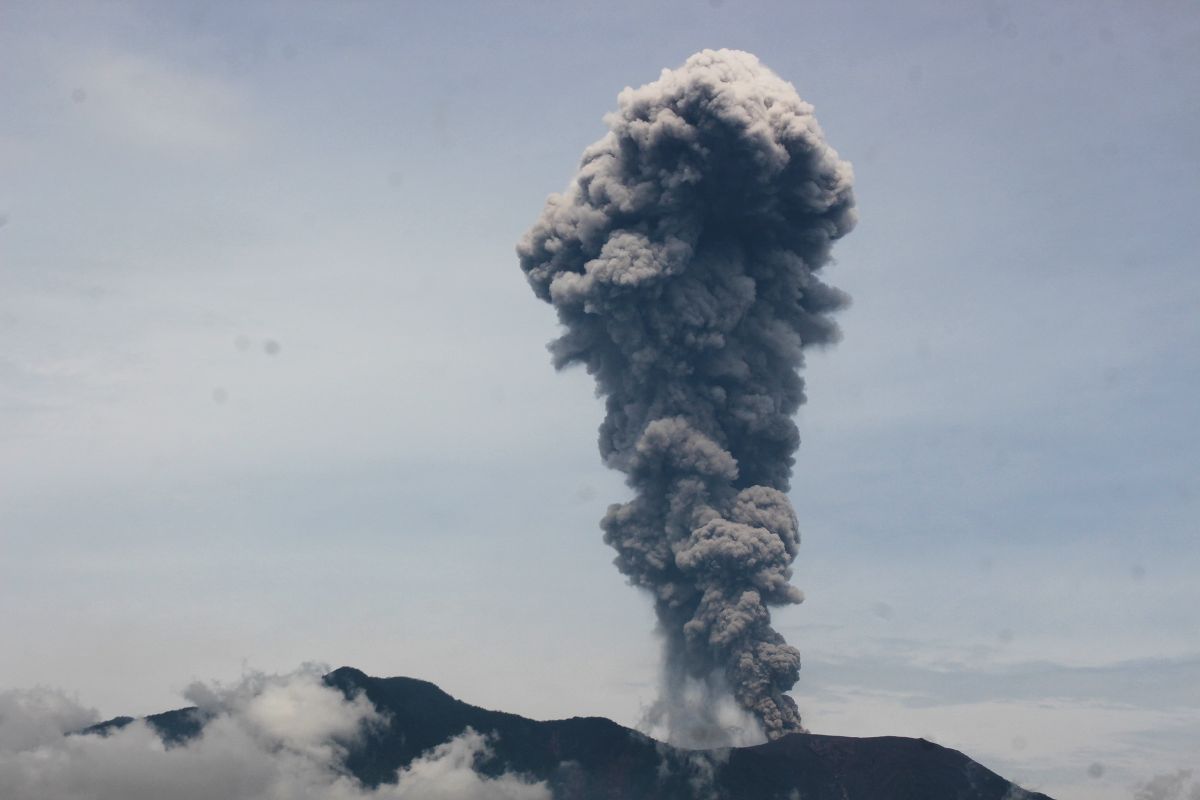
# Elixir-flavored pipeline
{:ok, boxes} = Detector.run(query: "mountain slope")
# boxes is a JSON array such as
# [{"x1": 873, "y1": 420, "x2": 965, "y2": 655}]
[{"x1": 84, "y1": 666, "x2": 1053, "y2": 800}]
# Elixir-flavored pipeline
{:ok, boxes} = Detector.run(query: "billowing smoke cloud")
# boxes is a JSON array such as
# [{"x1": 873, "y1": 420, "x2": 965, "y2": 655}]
[
  {"x1": 0, "y1": 668, "x2": 549, "y2": 800},
  {"x1": 518, "y1": 49, "x2": 856, "y2": 741}
]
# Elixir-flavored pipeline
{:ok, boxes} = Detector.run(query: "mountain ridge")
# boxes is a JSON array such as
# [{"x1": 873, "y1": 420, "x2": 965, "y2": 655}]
[{"x1": 82, "y1": 666, "x2": 1054, "y2": 800}]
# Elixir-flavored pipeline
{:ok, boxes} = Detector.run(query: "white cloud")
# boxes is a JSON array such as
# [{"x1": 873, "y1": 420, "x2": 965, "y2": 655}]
[
  {"x1": 384, "y1": 729, "x2": 549, "y2": 800},
  {"x1": 0, "y1": 688, "x2": 97, "y2": 752},
  {"x1": 1134, "y1": 771, "x2": 1200, "y2": 800},
  {"x1": 0, "y1": 667, "x2": 549, "y2": 800}
]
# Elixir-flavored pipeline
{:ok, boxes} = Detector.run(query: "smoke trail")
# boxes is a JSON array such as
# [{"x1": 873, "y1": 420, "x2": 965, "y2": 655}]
[{"x1": 517, "y1": 49, "x2": 856, "y2": 741}]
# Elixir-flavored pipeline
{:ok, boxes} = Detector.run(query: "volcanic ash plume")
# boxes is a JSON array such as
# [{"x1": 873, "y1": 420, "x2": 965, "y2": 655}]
[{"x1": 517, "y1": 49, "x2": 856, "y2": 741}]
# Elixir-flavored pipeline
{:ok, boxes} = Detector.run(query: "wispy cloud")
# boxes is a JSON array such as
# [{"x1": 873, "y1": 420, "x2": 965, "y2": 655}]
[
  {"x1": 805, "y1": 652, "x2": 1200, "y2": 711},
  {"x1": 792, "y1": 648, "x2": 1200, "y2": 800},
  {"x1": 65, "y1": 50, "x2": 250, "y2": 154}
]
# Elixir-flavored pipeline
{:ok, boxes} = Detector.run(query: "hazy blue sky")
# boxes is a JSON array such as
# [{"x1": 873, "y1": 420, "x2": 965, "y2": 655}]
[{"x1": 1, "y1": 2, "x2": 1197, "y2": 799}]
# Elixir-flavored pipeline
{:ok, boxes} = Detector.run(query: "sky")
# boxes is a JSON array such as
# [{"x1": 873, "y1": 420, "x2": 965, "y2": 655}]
[{"x1": 1, "y1": 2, "x2": 1198, "y2": 799}]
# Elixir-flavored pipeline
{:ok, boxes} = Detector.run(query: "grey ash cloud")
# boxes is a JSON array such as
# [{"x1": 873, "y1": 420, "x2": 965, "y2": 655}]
[{"x1": 518, "y1": 49, "x2": 856, "y2": 741}]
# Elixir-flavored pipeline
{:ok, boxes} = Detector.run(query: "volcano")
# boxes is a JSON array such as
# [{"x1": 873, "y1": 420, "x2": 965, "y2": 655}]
[{"x1": 83, "y1": 666, "x2": 1053, "y2": 800}]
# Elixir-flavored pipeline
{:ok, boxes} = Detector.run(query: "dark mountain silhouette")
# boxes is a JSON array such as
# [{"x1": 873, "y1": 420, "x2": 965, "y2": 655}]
[{"x1": 83, "y1": 667, "x2": 1054, "y2": 799}]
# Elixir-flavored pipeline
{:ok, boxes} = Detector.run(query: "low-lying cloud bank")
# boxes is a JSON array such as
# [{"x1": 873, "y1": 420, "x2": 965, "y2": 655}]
[{"x1": 0, "y1": 666, "x2": 548, "y2": 800}]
